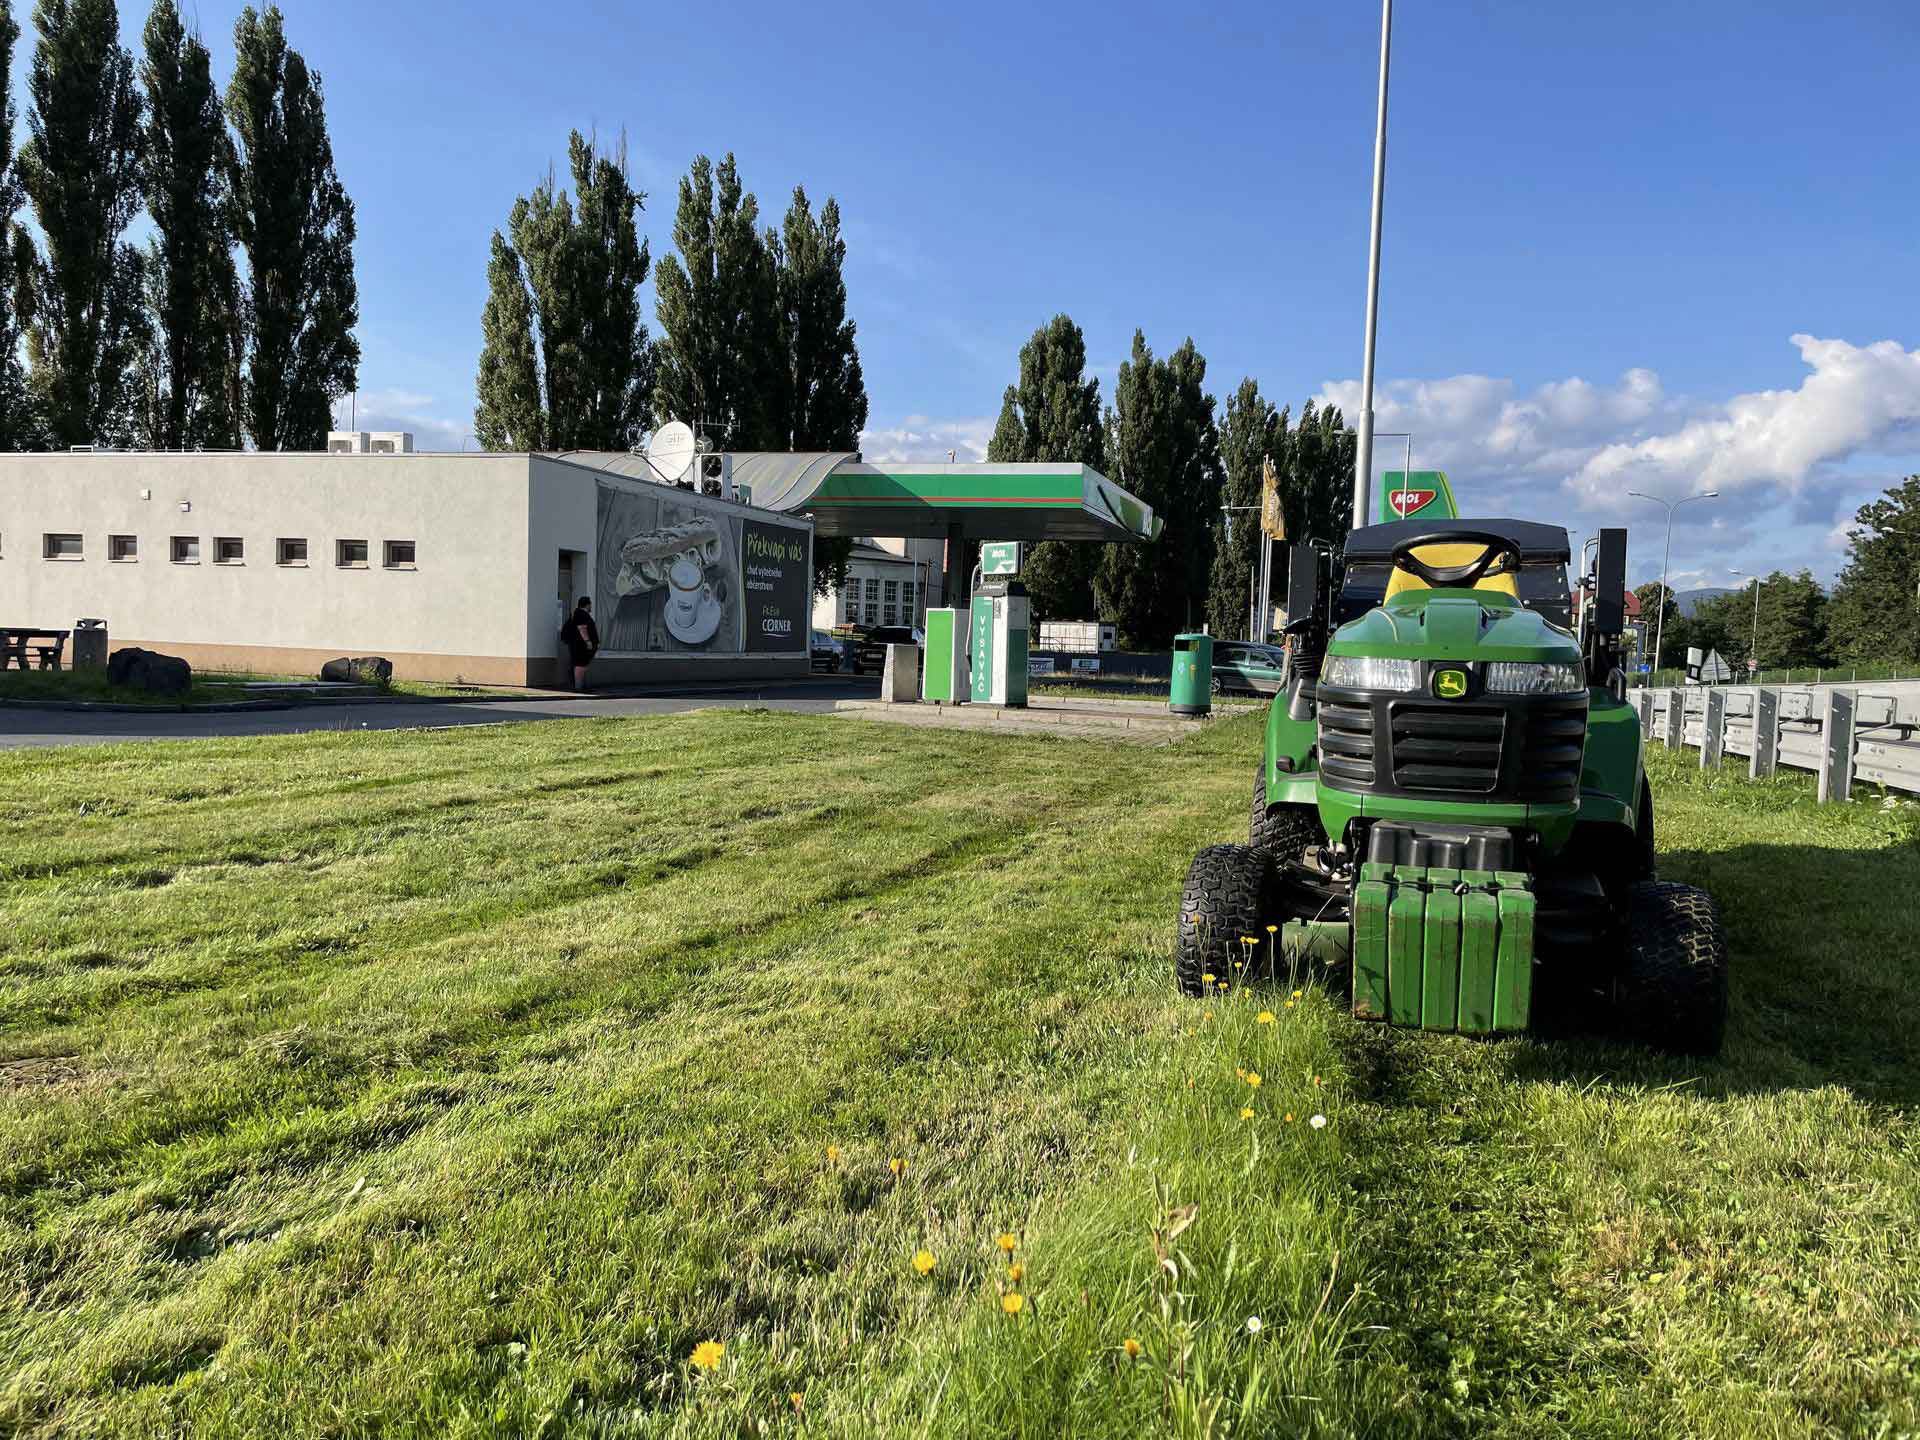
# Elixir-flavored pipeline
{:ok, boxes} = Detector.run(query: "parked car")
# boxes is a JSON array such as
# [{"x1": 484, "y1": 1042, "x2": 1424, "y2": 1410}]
[
  {"x1": 1210, "y1": 641, "x2": 1289, "y2": 696},
  {"x1": 810, "y1": 630, "x2": 844, "y2": 673},
  {"x1": 846, "y1": 625, "x2": 923, "y2": 676}
]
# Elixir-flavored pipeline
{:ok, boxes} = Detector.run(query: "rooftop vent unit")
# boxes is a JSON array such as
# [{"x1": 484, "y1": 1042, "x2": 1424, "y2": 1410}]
[{"x1": 326, "y1": 430, "x2": 415, "y2": 454}]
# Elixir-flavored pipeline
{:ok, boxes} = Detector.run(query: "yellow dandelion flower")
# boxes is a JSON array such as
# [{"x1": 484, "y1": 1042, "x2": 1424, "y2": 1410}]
[
  {"x1": 1292, "y1": 989, "x2": 1303, "y2": 999},
  {"x1": 912, "y1": 1249, "x2": 936, "y2": 1275},
  {"x1": 1216, "y1": 980, "x2": 1229, "y2": 990},
  {"x1": 790, "y1": 1392, "x2": 805, "y2": 1411},
  {"x1": 997, "y1": 1233, "x2": 1019, "y2": 1253},
  {"x1": 825, "y1": 1144, "x2": 841, "y2": 1163},
  {"x1": 1202, "y1": 973, "x2": 1216, "y2": 984},
  {"x1": 1285, "y1": 999, "x2": 1296, "y2": 1009},
  {"x1": 1284, "y1": 1112, "x2": 1294, "y2": 1123},
  {"x1": 1123, "y1": 1336, "x2": 1143, "y2": 1360},
  {"x1": 691, "y1": 1340, "x2": 724, "y2": 1370},
  {"x1": 1235, "y1": 1066, "x2": 1246, "y2": 1080},
  {"x1": 1001, "y1": 1292, "x2": 1025, "y2": 1315},
  {"x1": 1313, "y1": 1075, "x2": 1323, "y2": 1086},
  {"x1": 890, "y1": 1157, "x2": 906, "y2": 1177},
  {"x1": 1008, "y1": 1263, "x2": 1024, "y2": 1282},
  {"x1": 1203, "y1": 1011, "x2": 1213, "y2": 1021},
  {"x1": 1240, "y1": 935, "x2": 1258, "y2": 944},
  {"x1": 1265, "y1": 924, "x2": 1278, "y2": 934},
  {"x1": 1256, "y1": 1010, "x2": 1275, "y2": 1024},
  {"x1": 1239, "y1": 1106, "x2": 1254, "y2": 1120},
  {"x1": 1245, "y1": 1071, "x2": 1262, "y2": 1088}
]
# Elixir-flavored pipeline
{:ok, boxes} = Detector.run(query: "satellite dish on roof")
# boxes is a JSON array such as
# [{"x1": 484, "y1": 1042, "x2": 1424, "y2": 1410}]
[{"x1": 647, "y1": 420, "x2": 696, "y2": 482}]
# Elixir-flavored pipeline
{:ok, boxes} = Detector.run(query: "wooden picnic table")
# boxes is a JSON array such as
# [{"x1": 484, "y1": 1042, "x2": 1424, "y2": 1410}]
[{"x1": 0, "y1": 627, "x2": 70, "y2": 671}]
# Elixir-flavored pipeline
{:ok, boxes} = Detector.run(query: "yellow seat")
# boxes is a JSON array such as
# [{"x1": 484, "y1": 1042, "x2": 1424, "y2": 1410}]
[{"x1": 1383, "y1": 543, "x2": 1520, "y2": 602}]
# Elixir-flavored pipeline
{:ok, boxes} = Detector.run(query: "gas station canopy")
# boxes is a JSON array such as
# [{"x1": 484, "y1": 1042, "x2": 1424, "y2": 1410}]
[{"x1": 727, "y1": 454, "x2": 1163, "y2": 545}]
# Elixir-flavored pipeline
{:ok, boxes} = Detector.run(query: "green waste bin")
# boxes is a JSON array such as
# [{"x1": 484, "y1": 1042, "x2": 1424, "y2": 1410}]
[{"x1": 1170, "y1": 633, "x2": 1213, "y2": 715}]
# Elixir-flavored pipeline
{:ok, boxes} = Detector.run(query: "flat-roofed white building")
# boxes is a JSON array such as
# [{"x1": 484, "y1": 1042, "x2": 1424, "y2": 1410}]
[{"x1": 0, "y1": 443, "x2": 815, "y2": 687}]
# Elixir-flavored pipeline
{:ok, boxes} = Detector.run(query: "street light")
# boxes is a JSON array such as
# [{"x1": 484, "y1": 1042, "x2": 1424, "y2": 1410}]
[
  {"x1": 1628, "y1": 489, "x2": 1720, "y2": 676},
  {"x1": 1353, "y1": 0, "x2": 1394, "y2": 529}
]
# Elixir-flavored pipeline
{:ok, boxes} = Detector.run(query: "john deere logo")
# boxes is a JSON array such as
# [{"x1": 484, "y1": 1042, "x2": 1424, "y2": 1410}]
[{"x1": 1433, "y1": 668, "x2": 1468, "y2": 699}]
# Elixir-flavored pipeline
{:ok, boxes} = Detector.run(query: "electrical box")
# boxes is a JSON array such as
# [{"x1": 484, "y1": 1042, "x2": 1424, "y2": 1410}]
[
  {"x1": 922, "y1": 608, "x2": 967, "y2": 703},
  {"x1": 969, "y1": 581, "x2": 1030, "y2": 707}
]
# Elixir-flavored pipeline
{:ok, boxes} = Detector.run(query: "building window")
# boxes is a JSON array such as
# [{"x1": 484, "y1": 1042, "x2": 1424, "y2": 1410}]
[
  {"x1": 109, "y1": 534, "x2": 138, "y2": 562},
  {"x1": 336, "y1": 539, "x2": 368, "y2": 568},
  {"x1": 277, "y1": 538, "x2": 307, "y2": 566},
  {"x1": 43, "y1": 533, "x2": 83, "y2": 560},
  {"x1": 902, "y1": 581, "x2": 916, "y2": 615},
  {"x1": 864, "y1": 577, "x2": 880, "y2": 606},
  {"x1": 171, "y1": 535, "x2": 199, "y2": 564},
  {"x1": 883, "y1": 603, "x2": 897, "y2": 626},
  {"x1": 384, "y1": 540, "x2": 416, "y2": 569},
  {"x1": 214, "y1": 537, "x2": 244, "y2": 565},
  {"x1": 843, "y1": 593, "x2": 860, "y2": 624},
  {"x1": 884, "y1": 579, "x2": 898, "y2": 604}
]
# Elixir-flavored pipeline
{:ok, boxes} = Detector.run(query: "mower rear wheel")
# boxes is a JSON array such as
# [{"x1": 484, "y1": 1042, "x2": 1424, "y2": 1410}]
[
  {"x1": 1617, "y1": 880, "x2": 1728, "y2": 1056},
  {"x1": 1249, "y1": 767, "x2": 1321, "y2": 859},
  {"x1": 1176, "y1": 844, "x2": 1273, "y2": 997}
]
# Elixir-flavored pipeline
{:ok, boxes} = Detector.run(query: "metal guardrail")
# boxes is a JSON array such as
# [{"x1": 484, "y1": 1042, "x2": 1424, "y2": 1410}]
[{"x1": 1632, "y1": 680, "x2": 1920, "y2": 801}]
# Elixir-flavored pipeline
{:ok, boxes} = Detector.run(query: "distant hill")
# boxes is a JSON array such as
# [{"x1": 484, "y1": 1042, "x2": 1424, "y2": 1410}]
[{"x1": 1676, "y1": 587, "x2": 1734, "y2": 617}]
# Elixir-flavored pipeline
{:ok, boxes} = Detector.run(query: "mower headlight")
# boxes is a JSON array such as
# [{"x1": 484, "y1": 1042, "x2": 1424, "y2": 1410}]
[
  {"x1": 1319, "y1": 655, "x2": 1420, "y2": 691},
  {"x1": 1485, "y1": 661, "x2": 1586, "y2": 695}
]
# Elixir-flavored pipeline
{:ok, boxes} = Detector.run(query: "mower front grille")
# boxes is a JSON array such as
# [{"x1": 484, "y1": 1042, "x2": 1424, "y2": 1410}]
[
  {"x1": 1314, "y1": 686, "x2": 1587, "y2": 805},
  {"x1": 1389, "y1": 704, "x2": 1505, "y2": 793}
]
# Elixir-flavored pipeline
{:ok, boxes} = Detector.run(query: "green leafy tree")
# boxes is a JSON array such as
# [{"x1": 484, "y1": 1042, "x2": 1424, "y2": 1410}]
[
  {"x1": 0, "y1": 0, "x2": 33, "y2": 448},
  {"x1": 1749, "y1": 570, "x2": 1830, "y2": 670},
  {"x1": 1685, "y1": 589, "x2": 1742, "y2": 668},
  {"x1": 134, "y1": 0, "x2": 240, "y2": 449},
  {"x1": 1095, "y1": 330, "x2": 1222, "y2": 648},
  {"x1": 474, "y1": 132, "x2": 653, "y2": 452},
  {"x1": 985, "y1": 314, "x2": 1107, "y2": 620},
  {"x1": 769, "y1": 185, "x2": 865, "y2": 596},
  {"x1": 18, "y1": 0, "x2": 146, "y2": 448},
  {"x1": 1205, "y1": 379, "x2": 1287, "y2": 639},
  {"x1": 1278, "y1": 398, "x2": 1355, "y2": 558},
  {"x1": 227, "y1": 4, "x2": 357, "y2": 450},
  {"x1": 1824, "y1": 475, "x2": 1920, "y2": 666},
  {"x1": 652, "y1": 153, "x2": 782, "y2": 449},
  {"x1": 1633, "y1": 580, "x2": 1690, "y2": 667}
]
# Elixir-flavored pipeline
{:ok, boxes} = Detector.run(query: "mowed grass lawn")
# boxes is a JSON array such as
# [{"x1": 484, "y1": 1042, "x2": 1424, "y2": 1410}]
[{"x1": 2, "y1": 712, "x2": 1918, "y2": 1438}]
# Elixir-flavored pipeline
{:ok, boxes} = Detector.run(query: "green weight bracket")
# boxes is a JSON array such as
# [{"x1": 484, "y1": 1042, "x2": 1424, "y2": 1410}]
[{"x1": 1350, "y1": 864, "x2": 1535, "y2": 1035}]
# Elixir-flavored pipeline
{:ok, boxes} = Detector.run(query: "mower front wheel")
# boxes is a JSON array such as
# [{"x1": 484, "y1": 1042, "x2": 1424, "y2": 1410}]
[
  {"x1": 1176, "y1": 844, "x2": 1274, "y2": 997},
  {"x1": 1617, "y1": 880, "x2": 1728, "y2": 1056}
]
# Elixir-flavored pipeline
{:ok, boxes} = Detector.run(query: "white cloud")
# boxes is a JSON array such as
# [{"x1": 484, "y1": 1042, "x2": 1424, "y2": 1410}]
[
  {"x1": 1314, "y1": 336, "x2": 1920, "y2": 583},
  {"x1": 858, "y1": 414, "x2": 995, "y2": 465}
]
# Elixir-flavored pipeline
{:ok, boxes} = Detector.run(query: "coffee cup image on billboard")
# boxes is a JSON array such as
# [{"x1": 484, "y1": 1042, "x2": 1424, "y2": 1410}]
[{"x1": 595, "y1": 485, "x2": 738, "y2": 652}]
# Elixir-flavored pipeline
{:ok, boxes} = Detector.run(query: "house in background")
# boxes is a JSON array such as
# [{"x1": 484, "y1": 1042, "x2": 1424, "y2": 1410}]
[{"x1": 812, "y1": 537, "x2": 945, "y2": 633}]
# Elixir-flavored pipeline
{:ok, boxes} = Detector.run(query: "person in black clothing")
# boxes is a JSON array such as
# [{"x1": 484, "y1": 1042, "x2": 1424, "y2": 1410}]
[{"x1": 563, "y1": 596, "x2": 599, "y2": 691}]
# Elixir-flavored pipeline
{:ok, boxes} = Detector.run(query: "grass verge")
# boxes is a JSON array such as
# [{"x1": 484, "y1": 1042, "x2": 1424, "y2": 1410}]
[{"x1": 1, "y1": 719, "x2": 1916, "y2": 1437}]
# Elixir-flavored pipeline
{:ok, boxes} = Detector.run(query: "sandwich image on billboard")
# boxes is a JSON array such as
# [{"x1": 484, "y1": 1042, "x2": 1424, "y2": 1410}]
[{"x1": 593, "y1": 480, "x2": 808, "y2": 655}]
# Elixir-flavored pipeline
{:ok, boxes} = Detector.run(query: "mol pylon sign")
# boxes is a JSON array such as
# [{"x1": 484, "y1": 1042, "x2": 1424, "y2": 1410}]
[{"x1": 1378, "y1": 470, "x2": 1459, "y2": 524}]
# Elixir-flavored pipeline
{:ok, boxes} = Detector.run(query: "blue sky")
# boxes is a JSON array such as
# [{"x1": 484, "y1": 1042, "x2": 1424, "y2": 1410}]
[{"x1": 43, "y1": 0, "x2": 1920, "y2": 588}]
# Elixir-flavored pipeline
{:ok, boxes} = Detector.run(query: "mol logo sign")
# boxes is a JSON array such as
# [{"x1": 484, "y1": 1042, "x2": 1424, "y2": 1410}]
[{"x1": 1389, "y1": 488, "x2": 1437, "y2": 518}]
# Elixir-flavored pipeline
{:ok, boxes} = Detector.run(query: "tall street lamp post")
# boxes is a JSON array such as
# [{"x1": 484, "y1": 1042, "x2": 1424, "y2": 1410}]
[
  {"x1": 1629, "y1": 489, "x2": 1719, "y2": 676},
  {"x1": 1353, "y1": 0, "x2": 1394, "y2": 529}
]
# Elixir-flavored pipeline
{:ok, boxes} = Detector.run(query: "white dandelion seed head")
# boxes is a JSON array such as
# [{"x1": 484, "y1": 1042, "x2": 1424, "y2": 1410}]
[
  {"x1": 1245, "y1": 1315, "x2": 1263, "y2": 1334},
  {"x1": 1309, "y1": 1114, "x2": 1327, "y2": 1129}
]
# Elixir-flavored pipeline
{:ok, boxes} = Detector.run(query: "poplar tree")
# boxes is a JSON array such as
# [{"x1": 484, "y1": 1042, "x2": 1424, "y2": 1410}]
[
  {"x1": 1825, "y1": 475, "x2": 1920, "y2": 665},
  {"x1": 227, "y1": 5, "x2": 357, "y2": 450},
  {"x1": 136, "y1": 0, "x2": 240, "y2": 449},
  {"x1": 652, "y1": 153, "x2": 782, "y2": 449},
  {"x1": 475, "y1": 132, "x2": 653, "y2": 452},
  {"x1": 1095, "y1": 331, "x2": 1223, "y2": 648},
  {"x1": 1206, "y1": 379, "x2": 1288, "y2": 638},
  {"x1": 984, "y1": 314, "x2": 1106, "y2": 619},
  {"x1": 19, "y1": 0, "x2": 146, "y2": 448},
  {"x1": 769, "y1": 186, "x2": 866, "y2": 594},
  {"x1": 0, "y1": 1, "x2": 31, "y2": 448}
]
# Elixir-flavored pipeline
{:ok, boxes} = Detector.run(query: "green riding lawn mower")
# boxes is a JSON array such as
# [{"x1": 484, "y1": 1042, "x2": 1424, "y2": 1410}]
[{"x1": 1177, "y1": 517, "x2": 1729, "y2": 1056}]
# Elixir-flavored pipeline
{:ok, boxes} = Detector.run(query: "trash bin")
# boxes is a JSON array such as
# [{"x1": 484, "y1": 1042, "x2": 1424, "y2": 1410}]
[
  {"x1": 72, "y1": 618, "x2": 108, "y2": 670},
  {"x1": 1170, "y1": 632, "x2": 1213, "y2": 716}
]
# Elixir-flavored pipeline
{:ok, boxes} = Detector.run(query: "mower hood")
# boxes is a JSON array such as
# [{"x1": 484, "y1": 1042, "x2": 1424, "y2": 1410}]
[{"x1": 1328, "y1": 590, "x2": 1581, "y2": 664}]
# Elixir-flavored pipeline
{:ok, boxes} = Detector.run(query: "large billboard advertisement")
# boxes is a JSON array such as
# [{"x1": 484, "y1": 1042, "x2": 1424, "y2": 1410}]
[
  {"x1": 741, "y1": 520, "x2": 811, "y2": 652},
  {"x1": 594, "y1": 481, "x2": 809, "y2": 655}
]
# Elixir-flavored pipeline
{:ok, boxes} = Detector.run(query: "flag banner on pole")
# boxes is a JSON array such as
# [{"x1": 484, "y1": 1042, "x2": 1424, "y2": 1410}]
[
  {"x1": 1261, "y1": 457, "x2": 1285, "y2": 538},
  {"x1": 1377, "y1": 470, "x2": 1458, "y2": 524}
]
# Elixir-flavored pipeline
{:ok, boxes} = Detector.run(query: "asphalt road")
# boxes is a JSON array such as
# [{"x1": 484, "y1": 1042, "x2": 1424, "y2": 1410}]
[{"x1": 0, "y1": 677, "x2": 879, "y2": 751}]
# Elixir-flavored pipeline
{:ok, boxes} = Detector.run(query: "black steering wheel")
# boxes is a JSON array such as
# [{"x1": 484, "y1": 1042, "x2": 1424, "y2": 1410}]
[{"x1": 1389, "y1": 529, "x2": 1523, "y2": 589}]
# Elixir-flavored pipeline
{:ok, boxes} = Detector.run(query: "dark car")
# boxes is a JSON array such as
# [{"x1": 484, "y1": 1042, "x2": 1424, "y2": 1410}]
[
  {"x1": 1211, "y1": 641, "x2": 1289, "y2": 696},
  {"x1": 847, "y1": 625, "x2": 922, "y2": 676},
  {"x1": 810, "y1": 630, "x2": 844, "y2": 673}
]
